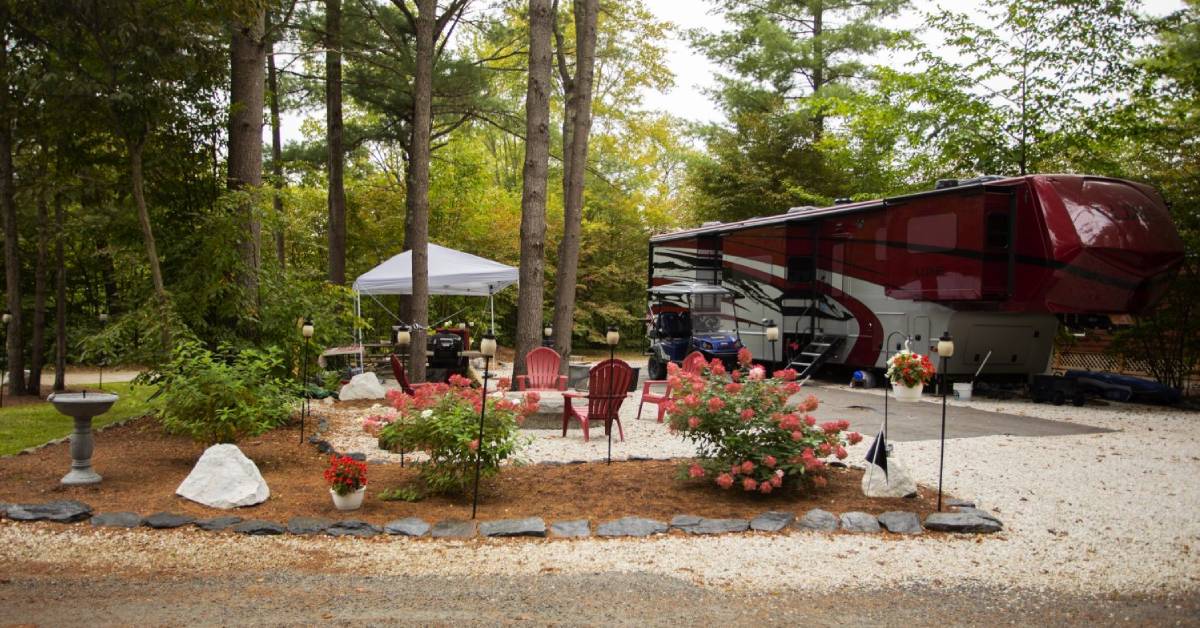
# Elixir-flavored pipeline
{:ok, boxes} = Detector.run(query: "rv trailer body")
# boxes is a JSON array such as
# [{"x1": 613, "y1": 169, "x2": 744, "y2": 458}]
[{"x1": 648, "y1": 175, "x2": 1184, "y2": 377}]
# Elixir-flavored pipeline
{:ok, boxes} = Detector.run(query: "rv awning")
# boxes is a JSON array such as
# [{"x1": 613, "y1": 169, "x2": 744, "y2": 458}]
[
  {"x1": 648, "y1": 281, "x2": 731, "y2": 296},
  {"x1": 352, "y1": 243, "x2": 518, "y2": 296}
]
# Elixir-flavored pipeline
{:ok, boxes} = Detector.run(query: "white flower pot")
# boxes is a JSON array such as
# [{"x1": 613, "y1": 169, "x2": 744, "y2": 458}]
[
  {"x1": 330, "y1": 486, "x2": 366, "y2": 511},
  {"x1": 892, "y1": 382, "x2": 923, "y2": 402}
]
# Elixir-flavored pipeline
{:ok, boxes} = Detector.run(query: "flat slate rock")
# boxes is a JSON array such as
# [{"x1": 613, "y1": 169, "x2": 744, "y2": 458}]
[
  {"x1": 955, "y1": 507, "x2": 1003, "y2": 525},
  {"x1": 345, "y1": 452, "x2": 367, "y2": 461},
  {"x1": 480, "y1": 517, "x2": 546, "y2": 538},
  {"x1": 327, "y1": 520, "x2": 380, "y2": 538},
  {"x1": 597, "y1": 517, "x2": 667, "y2": 538},
  {"x1": 550, "y1": 519, "x2": 590, "y2": 538},
  {"x1": 431, "y1": 519, "x2": 477, "y2": 539},
  {"x1": 669, "y1": 514, "x2": 703, "y2": 531},
  {"x1": 924, "y1": 512, "x2": 1003, "y2": 534},
  {"x1": 685, "y1": 518, "x2": 750, "y2": 535},
  {"x1": 6, "y1": 500, "x2": 93, "y2": 523},
  {"x1": 287, "y1": 516, "x2": 334, "y2": 535},
  {"x1": 946, "y1": 498, "x2": 976, "y2": 508},
  {"x1": 840, "y1": 511, "x2": 881, "y2": 533},
  {"x1": 90, "y1": 512, "x2": 143, "y2": 528},
  {"x1": 384, "y1": 517, "x2": 430, "y2": 537},
  {"x1": 195, "y1": 516, "x2": 243, "y2": 532},
  {"x1": 232, "y1": 519, "x2": 286, "y2": 535},
  {"x1": 143, "y1": 512, "x2": 197, "y2": 529},
  {"x1": 795, "y1": 508, "x2": 838, "y2": 532},
  {"x1": 877, "y1": 511, "x2": 923, "y2": 535},
  {"x1": 750, "y1": 511, "x2": 795, "y2": 532}
]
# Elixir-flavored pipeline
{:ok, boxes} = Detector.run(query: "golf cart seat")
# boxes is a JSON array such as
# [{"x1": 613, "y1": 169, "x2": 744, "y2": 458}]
[{"x1": 655, "y1": 311, "x2": 692, "y2": 338}]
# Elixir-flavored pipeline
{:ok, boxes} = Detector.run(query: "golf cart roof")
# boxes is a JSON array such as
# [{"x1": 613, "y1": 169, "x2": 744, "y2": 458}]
[{"x1": 648, "y1": 281, "x2": 731, "y2": 296}]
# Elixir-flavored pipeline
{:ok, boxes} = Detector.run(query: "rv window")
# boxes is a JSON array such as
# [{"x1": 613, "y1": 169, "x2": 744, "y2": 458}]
[
  {"x1": 787, "y1": 256, "x2": 814, "y2": 282},
  {"x1": 906, "y1": 213, "x2": 957, "y2": 253},
  {"x1": 986, "y1": 212, "x2": 1010, "y2": 248}
]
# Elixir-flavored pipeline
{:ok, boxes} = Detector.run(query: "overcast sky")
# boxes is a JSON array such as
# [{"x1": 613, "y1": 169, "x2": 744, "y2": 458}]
[{"x1": 639, "y1": 0, "x2": 1186, "y2": 125}]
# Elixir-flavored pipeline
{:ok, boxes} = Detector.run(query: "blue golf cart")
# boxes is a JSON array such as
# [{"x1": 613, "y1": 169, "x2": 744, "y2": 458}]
[{"x1": 645, "y1": 281, "x2": 744, "y2": 380}]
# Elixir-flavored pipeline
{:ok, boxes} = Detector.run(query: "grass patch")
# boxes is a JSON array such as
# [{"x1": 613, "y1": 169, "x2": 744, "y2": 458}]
[{"x1": 0, "y1": 382, "x2": 155, "y2": 456}]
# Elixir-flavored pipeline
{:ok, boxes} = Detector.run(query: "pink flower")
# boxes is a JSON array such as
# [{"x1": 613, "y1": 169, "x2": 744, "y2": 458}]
[
  {"x1": 784, "y1": 382, "x2": 802, "y2": 394},
  {"x1": 819, "y1": 442, "x2": 832, "y2": 456},
  {"x1": 821, "y1": 421, "x2": 840, "y2": 435},
  {"x1": 682, "y1": 394, "x2": 700, "y2": 408},
  {"x1": 740, "y1": 460, "x2": 756, "y2": 474},
  {"x1": 737, "y1": 347, "x2": 753, "y2": 366},
  {"x1": 748, "y1": 366, "x2": 766, "y2": 381},
  {"x1": 498, "y1": 377, "x2": 511, "y2": 391},
  {"x1": 716, "y1": 473, "x2": 734, "y2": 489},
  {"x1": 804, "y1": 414, "x2": 816, "y2": 427},
  {"x1": 688, "y1": 463, "x2": 706, "y2": 478},
  {"x1": 707, "y1": 397, "x2": 726, "y2": 411},
  {"x1": 770, "y1": 474, "x2": 783, "y2": 488},
  {"x1": 848, "y1": 431, "x2": 863, "y2": 445},
  {"x1": 667, "y1": 375, "x2": 682, "y2": 389},
  {"x1": 710, "y1": 361, "x2": 726, "y2": 375},
  {"x1": 468, "y1": 439, "x2": 479, "y2": 451},
  {"x1": 802, "y1": 394, "x2": 820, "y2": 412},
  {"x1": 837, "y1": 419, "x2": 850, "y2": 430},
  {"x1": 724, "y1": 382, "x2": 743, "y2": 394},
  {"x1": 730, "y1": 463, "x2": 740, "y2": 476},
  {"x1": 791, "y1": 430, "x2": 802, "y2": 441},
  {"x1": 836, "y1": 446, "x2": 848, "y2": 460},
  {"x1": 763, "y1": 455, "x2": 777, "y2": 468},
  {"x1": 448, "y1": 373, "x2": 473, "y2": 387},
  {"x1": 742, "y1": 477, "x2": 758, "y2": 491},
  {"x1": 758, "y1": 481, "x2": 774, "y2": 494},
  {"x1": 731, "y1": 370, "x2": 742, "y2": 382},
  {"x1": 667, "y1": 361, "x2": 680, "y2": 375},
  {"x1": 687, "y1": 416, "x2": 700, "y2": 429},
  {"x1": 740, "y1": 408, "x2": 755, "y2": 421},
  {"x1": 773, "y1": 368, "x2": 798, "y2": 382}
]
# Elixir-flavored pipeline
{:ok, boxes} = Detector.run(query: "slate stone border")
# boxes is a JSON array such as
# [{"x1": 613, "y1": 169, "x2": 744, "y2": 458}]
[{"x1": 1, "y1": 499, "x2": 1003, "y2": 540}]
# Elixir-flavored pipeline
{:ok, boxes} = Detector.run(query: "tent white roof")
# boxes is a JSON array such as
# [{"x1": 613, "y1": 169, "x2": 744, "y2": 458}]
[{"x1": 352, "y1": 243, "x2": 518, "y2": 296}]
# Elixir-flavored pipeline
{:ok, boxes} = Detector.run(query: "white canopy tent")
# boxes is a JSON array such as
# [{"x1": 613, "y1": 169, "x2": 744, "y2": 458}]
[{"x1": 351, "y1": 244, "x2": 518, "y2": 353}]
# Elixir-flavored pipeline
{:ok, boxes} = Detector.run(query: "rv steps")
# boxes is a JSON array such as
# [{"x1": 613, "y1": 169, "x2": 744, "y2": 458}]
[{"x1": 787, "y1": 335, "x2": 845, "y2": 379}]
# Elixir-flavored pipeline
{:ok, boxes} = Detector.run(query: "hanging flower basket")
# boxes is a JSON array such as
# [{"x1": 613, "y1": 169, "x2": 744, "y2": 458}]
[{"x1": 886, "y1": 351, "x2": 935, "y2": 403}]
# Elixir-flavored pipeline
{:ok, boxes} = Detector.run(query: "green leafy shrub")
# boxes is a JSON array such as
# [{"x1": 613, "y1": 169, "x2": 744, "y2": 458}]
[
  {"x1": 148, "y1": 340, "x2": 296, "y2": 444},
  {"x1": 376, "y1": 375, "x2": 536, "y2": 495}
]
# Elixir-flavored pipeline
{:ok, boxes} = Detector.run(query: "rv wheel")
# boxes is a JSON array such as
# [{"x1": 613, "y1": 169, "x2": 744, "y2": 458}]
[{"x1": 648, "y1": 357, "x2": 667, "y2": 380}]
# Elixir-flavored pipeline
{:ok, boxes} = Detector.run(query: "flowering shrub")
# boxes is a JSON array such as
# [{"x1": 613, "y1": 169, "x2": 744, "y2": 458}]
[
  {"x1": 324, "y1": 455, "x2": 368, "y2": 495},
  {"x1": 667, "y1": 348, "x2": 860, "y2": 493},
  {"x1": 376, "y1": 374, "x2": 538, "y2": 495},
  {"x1": 886, "y1": 351, "x2": 935, "y2": 388}
]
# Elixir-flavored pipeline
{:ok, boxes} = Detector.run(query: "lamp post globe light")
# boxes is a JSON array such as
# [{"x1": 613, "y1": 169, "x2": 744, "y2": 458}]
[
  {"x1": 764, "y1": 319, "x2": 779, "y2": 365},
  {"x1": 543, "y1": 324, "x2": 553, "y2": 347},
  {"x1": 472, "y1": 332, "x2": 498, "y2": 519},
  {"x1": 936, "y1": 331, "x2": 954, "y2": 511},
  {"x1": 605, "y1": 326, "x2": 619, "y2": 465},
  {"x1": 300, "y1": 317, "x2": 314, "y2": 444}
]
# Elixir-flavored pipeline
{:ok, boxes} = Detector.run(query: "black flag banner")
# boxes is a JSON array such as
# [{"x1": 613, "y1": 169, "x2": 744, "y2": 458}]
[{"x1": 865, "y1": 428, "x2": 888, "y2": 479}]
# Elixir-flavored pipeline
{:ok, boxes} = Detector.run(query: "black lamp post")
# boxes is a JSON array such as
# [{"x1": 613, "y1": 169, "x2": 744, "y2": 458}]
[
  {"x1": 472, "y1": 332, "x2": 497, "y2": 519},
  {"x1": 300, "y1": 316, "x2": 314, "y2": 444},
  {"x1": 764, "y1": 319, "x2": 779, "y2": 366},
  {"x1": 936, "y1": 330, "x2": 955, "y2": 511},
  {"x1": 395, "y1": 324, "x2": 411, "y2": 467},
  {"x1": 98, "y1": 312, "x2": 109, "y2": 391},
  {"x1": 1, "y1": 312, "x2": 9, "y2": 408},
  {"x1": 605, "y1": 325, "x2": 619, "y2": 465}
]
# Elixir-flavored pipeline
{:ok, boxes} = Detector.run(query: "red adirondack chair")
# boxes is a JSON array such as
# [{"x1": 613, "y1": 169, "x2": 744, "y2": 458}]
[
  {"x1": 516, "y1": 346, "x2": 568, "y2": 391},
  {"x1": 562, "y1": 359, "x2": 633, "y2": 442},
  {"x1": 390, "y1": 354, "x2": 432, "y2": 396},
  {"x1": 637, "y1": 351, "x2": 707, "y2": 421}
]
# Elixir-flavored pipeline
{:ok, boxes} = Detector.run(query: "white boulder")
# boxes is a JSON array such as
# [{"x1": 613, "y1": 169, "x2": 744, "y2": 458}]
[
  {"x1": 339, "y1": 372, "x2": 387, "y2": 401},
  {"x1": 176, "y1": 444, "x2": 270, "y2": 509},
  {"x1": 861, "y1": 456, "x2": 918, "y2": 498}
]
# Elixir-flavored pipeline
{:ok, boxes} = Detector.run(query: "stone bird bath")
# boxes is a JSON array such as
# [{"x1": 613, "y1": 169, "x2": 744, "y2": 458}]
[{"x1": 47, "y1": 391, "x2": 119, "y2": 485}]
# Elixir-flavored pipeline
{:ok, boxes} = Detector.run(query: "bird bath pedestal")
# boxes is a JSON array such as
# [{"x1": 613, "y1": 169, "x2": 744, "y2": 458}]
[{"x1": 48, "y1": 392, "x2": 118, "y2": 485}]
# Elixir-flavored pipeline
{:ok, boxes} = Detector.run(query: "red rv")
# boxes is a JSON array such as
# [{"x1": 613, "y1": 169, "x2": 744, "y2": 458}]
[{"x1": 647, "y1": 175, "x2": 1184, "y2": 380}]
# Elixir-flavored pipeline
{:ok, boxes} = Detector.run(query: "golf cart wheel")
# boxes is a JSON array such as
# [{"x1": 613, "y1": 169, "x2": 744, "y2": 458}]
[
  {"x1": 647, "y1": 357, "x2": 667, "y2": 380},
  {"x1": 1072, "y1": 394, "x2": 1087, "y2": 407},
  {"x1": 1051, "y1": 390, "x2": 1066, "y2": 406}
]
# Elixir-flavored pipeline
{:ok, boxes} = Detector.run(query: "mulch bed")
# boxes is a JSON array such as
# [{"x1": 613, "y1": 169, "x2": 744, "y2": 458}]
[{"x1": 0, "y1": 416, "x2": 946, "y2": 525}]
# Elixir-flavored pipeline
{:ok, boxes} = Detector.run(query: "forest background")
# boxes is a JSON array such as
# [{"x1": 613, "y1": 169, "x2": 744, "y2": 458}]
[{"x1": 0, "y1": 0, "x2": 1196, "y2": 393}]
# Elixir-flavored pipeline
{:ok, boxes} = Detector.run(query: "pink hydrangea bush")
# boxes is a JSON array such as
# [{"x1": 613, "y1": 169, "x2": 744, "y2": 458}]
[
  {"x1": 377, "y1": 374, "x2": 538, "y2": 494},
  {"x1": 666, "y1": 348, "x2": 860, "y2": 493}
]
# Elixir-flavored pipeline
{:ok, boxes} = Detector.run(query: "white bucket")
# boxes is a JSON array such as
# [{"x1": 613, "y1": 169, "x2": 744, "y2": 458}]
[{"x1": 953, "y1": 382, "x2": 973, "y2": 401}]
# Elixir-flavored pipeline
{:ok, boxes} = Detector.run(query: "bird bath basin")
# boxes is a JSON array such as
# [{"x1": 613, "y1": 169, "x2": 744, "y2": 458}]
[{"x1": 47, "y1": 392, "x2": 119, "y2": 485}]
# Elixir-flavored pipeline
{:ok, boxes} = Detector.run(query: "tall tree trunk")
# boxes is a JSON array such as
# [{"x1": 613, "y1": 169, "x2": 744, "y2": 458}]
[
  {"x1": 267, "y1": 18, "x2": 286, "y2": 268},
  {"x1": 513, "y1": 0, "x2": 554, "y2": 378},
  {"x1": 229, "y1": 10, "x2": 266, "y2": 318},
  {"x1": 53, "y1": 191, "x2": 65, "y2": 391},
  {"x1": 129, "y1": 142, "x2": 167, "y2": 302},
  {"x1": 811, "y1": 1, "x2": 825, "y2": 139},
  {"x1": 0, "y1": 20, "x2": 21, "y2": 396},
  {"x1": 27, "y1": 185, "x2": 47, "y2": 395},
  {"x1": 407, "y1": 0, "x2": 436, "y2": 382},
  {"x1": 327, "y1": 0, "x2": 346, "y2": 285},
  {"x1": 551, "y1": 0, "x2": 598, "y2": 373}
]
